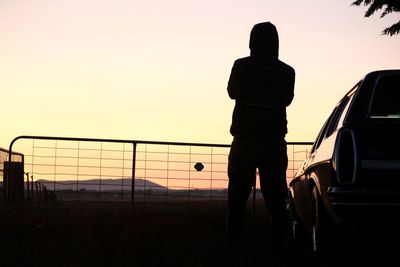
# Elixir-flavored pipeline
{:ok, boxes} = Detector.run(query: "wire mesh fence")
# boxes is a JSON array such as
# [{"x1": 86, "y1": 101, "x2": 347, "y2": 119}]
[{"x1": 6, "y1": 136, "x2": 312, "y2": 205}]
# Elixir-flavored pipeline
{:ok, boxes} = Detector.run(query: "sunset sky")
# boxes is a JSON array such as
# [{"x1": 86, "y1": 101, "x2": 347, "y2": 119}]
[{"x1": 1, "y1": 0, "x2": 399, "y2": 148}]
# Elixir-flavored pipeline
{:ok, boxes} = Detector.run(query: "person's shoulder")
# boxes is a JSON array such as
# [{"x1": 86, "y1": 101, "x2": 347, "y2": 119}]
[
  {"x1": 233, "y1": 56, "x2": 252, "y2": 65},
  {"x1": 276, "y1": 59, "x2": 295, "y2": 74}
]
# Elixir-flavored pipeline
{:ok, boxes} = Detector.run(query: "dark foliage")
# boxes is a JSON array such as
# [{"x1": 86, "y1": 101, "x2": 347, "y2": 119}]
[{"x1": 352, "y1": 0, "x2": 400, "y2": 35}]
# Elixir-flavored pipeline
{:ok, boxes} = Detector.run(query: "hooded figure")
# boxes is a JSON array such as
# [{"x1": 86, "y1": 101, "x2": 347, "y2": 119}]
[
  {"x1": 227, "y1": 21, "x2": 295, "y2": 138},
  {"x1": 226, "y1": 22, "x2": 295, "y2": 258},
  {"x1": 249, "y1": 21, "x2": 279, "y2": 58}
]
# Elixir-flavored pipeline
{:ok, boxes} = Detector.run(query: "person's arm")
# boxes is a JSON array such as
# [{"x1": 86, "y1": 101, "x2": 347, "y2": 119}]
[
  {"x1": 227, "y1": 61, "x2": 239, "y2": 100},
  {"x1": 285, "y1": 68, "x2": 295, "y2": 106}
]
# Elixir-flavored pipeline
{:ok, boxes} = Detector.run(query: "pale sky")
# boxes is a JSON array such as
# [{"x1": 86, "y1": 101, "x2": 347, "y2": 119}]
[{"x1": 1, "y1": 0, "x2": 399, "y2": 148}]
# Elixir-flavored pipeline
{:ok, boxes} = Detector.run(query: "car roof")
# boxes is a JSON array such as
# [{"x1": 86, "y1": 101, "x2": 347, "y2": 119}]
[{"x1": 344, "y1": 69, "x2": 400, "y2": 123}]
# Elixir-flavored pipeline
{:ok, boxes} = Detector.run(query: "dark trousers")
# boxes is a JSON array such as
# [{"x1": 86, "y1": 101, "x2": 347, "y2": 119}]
[{"x1": 226, "y1": 136, "x2": 288, "y2": 241}]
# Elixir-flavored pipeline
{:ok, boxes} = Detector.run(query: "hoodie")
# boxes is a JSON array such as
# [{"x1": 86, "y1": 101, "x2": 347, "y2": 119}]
[{"x1": 228, "y1": 22, "x2": 295, "y2": 138}]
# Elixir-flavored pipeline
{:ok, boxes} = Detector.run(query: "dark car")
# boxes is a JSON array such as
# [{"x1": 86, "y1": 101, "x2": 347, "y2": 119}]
[{"x1": 288, "y1": 69, "x2": 400, "y2": 260}]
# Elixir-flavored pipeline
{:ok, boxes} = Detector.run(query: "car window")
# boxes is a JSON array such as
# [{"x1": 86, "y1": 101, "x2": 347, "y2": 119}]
[
  {"x1": 369, "y1": 74, "x2": 400, "y2": 119},
  {"x1": 325, "y1": 94, "x2": 352, "y2": 137},
  {"x1": 310, "y1": 106, "x2": 338, "y2": 152},
  {"x1": 310, "y1": 83, "x2": 359, "y2": 153},
  {"x1": 335, "y1": 92, "x2": 355, "y2": 130}
]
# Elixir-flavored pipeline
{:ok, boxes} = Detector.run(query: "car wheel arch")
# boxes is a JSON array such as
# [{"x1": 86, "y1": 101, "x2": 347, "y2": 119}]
[{"x1": 290, "y1": 173, "x2": 317, "y2": 228}]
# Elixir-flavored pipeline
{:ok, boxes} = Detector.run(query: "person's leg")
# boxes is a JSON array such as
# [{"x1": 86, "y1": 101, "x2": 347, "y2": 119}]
[
  {"x1": 258, "y1": 139, "x2": 289, "y2": 246},
  {"x1": 226, "y1": 138, "x2": 255, "y2": 243}
]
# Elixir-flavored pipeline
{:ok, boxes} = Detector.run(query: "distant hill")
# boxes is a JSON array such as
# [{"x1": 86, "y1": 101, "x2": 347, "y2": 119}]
[{"x1": 36, "y1": 179, "x2": 167, "y2": 192}]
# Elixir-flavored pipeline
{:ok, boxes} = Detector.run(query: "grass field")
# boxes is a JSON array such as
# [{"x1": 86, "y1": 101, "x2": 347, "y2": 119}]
[
  {"x1": 0, "y1": 201, "x2": 272, "y2": 267},
  {"x1": 1, "y1": 201, "x2": 399, "y2": 267}
]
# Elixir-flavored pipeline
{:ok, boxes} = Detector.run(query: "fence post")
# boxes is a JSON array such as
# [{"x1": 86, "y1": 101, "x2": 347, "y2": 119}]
[
  {"x1": 26, "y1": 172, "x2": 30, "y2": 202},
  {"x1": 252, "y1": 178, "x2": 256, "y2": 215},
  {"x1": 4, "y1": 161, "x2": 25, "y2": 204},
  {"x1": 131, "y1": 142, "x2": 137, "y2": 212}
]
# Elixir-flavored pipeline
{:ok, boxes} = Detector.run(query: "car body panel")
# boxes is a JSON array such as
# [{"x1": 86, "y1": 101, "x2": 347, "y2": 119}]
[{"x1": 290, "y1": 69, "x2": 400, "y2": 226}]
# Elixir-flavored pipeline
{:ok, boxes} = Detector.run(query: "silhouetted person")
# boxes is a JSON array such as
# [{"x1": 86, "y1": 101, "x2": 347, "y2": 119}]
[{"x1": 226, "y1": 21, "x2": 295, "y2": 259}]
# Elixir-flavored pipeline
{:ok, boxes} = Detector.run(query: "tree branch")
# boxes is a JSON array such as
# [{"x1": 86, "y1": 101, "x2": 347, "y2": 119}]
[{"x1": 382, "y1": 21, "x2": 400, "y2": 36}]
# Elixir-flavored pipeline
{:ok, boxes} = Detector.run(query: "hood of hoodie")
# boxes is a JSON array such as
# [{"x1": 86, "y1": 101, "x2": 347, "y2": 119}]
[{"x1": 249, "y1": 22, "x2": 279, "y2": 59}]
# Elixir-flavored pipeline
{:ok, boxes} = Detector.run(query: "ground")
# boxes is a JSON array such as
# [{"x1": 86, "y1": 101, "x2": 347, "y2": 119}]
[{"x1": 0, "y1": 201, "x2": 399, "y2": 267}]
